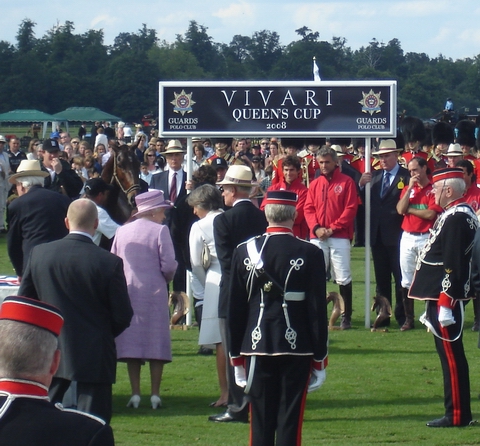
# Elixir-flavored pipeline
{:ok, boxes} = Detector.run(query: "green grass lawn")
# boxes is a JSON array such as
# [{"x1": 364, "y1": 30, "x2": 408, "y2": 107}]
[{"x1": 1, "y1": 234, "x2": 479, "y2": 445}]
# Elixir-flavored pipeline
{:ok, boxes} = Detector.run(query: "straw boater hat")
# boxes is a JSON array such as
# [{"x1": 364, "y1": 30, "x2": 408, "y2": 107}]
[
  {"x1": 216, "y1": 165, "x2": 258, "y2": 187},
  {"x1": 445, "y1": 143, "x2": 463, "y2": 157},
  {"x1": 134, "y1": 190, "x2": 173, "y2": 217},
  {"x1": 0, "y1": 295, "x2": 63, "y2": 337},
  {"x1": 432, "y1": 167, "x2": 464, "y2": 184},
  {"x1": 9, "y1": 160, "x2": 48, "y2": 184},
  {"x1": 163, "y1": 139, "x2": 185, "y2": 155},
  {"x1": 372, "y1": 139, "x2": 402, "y2": 155}
]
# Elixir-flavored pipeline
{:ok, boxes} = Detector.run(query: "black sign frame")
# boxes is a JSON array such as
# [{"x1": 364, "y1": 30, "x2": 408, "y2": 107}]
[{"x1": 159, "y1": 80, "x2": 397, "y2": 137}]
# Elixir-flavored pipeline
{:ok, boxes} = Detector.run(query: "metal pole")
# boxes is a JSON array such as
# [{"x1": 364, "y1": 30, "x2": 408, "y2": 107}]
[
  {"x1": 185, "y1": 137, "x2": 193, "y2": 326},
  {"x1": 364, "y1": 138, "x2": 371, "y2": 329}
]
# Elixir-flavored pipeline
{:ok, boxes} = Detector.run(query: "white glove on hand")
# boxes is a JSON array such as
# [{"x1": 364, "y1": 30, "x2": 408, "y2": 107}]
[
  {"x1": 234, "y1": 365, "x2": 247, "y2": 388},
  {"x1": 307, "y1": 369, "x2": 326, "y2": 393},
  {"x1": 438, "y1": 306, "x2": 456, "y2": 327}
]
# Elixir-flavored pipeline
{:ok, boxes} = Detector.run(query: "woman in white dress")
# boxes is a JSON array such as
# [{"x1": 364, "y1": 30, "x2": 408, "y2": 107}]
[{"x1": 188, "y1": 184, "x2": 227, "y2": 408}]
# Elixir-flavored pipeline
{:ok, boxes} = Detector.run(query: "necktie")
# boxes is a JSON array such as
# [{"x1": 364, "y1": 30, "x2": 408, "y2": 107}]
[
  {"x1": 381, "y1": 172, "x2": 390, "y2": 197},
  {"x1": 170, "y1": 172, "x2": 177, "y2": 202}
]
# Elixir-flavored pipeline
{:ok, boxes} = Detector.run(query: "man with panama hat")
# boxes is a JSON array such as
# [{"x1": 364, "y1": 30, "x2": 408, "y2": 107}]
[
  {"x1": 7, "y1": 159, "x2": 70, "y2": 278},
  {"x1": 359, "y1": 139, "x2": 410, "y2": 327},
  {"x1": 209, "y1": 165, "x2": 267, "y2": 423},
  {"x1": 0, "y1": 296, "x2": 115, "y2": 445},
  {"x1": 151, "y1": 139, "x2": 188, "y2": 292}
]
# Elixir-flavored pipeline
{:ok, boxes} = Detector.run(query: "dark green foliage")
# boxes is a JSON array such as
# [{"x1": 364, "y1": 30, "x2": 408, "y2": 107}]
[{"x1": 2, "y1": 19, "x2": 480, "y2": 122}]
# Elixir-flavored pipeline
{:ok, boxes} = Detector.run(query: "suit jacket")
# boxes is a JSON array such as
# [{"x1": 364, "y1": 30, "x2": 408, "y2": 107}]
[
  {"x1": 7, "y1": 186, "x2": 71, "y2": 276},
  {"x1": 361, "y1": 166, "x2": 410, "y2": 246},
  {"x1": 150, "y1": 169, "x2": 187, "y2": 227},
  {"x1": 214, "y1": 200, "x2": 268, "y2": 318},
  {"x1": 19, "y1": 234, "x2": 133, "y2": 383},
  {"x1": 41, "y1": 159, "x2": 84, "y2": 199}
]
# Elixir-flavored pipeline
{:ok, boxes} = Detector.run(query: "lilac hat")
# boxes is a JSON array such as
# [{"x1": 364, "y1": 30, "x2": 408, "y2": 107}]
[{"x1": 135, "y1": 190, "x2": 173, "y2": 217}]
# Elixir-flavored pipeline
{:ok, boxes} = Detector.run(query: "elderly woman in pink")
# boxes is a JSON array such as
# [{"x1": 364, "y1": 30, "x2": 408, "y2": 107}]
[{"x1": 111, "y1": 190, "x2": 177, "y2": 409}]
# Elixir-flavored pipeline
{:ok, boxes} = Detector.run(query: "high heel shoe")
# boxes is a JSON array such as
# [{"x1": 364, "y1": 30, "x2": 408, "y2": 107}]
[
  {"x1": 127, "y1": 395, "x2": 141, "y2": 408},
  {"x1": 150, "y1": 395, "x2": 162, "y2": 409}
]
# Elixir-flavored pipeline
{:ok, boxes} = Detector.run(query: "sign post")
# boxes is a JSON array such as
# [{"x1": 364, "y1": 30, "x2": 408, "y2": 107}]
[{"x1": 159, "y1": 80, "x2": 397, "y2": 328}]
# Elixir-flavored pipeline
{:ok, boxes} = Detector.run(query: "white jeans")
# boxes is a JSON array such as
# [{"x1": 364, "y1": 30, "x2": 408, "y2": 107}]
[
  {"x1": 310, "y1": 237, "x2": 352, "y2": 286},
  {"x1": 399, "y1": 231, "x2": 429, "y2": 288}
]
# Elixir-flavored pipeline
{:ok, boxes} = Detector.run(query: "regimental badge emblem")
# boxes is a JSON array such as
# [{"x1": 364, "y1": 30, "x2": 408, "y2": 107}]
[
  {"x1": 170, "y1": 90, "x2": 196, "y2": 116},
  {"x1": 359, "y1": 89, "x2": 384, "y2": 115}
]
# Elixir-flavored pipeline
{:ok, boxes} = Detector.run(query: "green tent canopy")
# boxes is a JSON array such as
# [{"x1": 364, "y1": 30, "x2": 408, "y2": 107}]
[
  {"x1": 52, "y1": 107, "x2": 121, "y2": 122},
  {"x1": 0, "y1": 109, "x2": 66, "y2": 122}
]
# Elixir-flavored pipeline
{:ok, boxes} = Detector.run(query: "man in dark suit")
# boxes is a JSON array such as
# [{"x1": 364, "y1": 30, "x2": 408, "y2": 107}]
[
  {"x1": 7, "y1": 159, "x2": 71, "y2": 278},
  {"x1": 209, "y1": 165, "x2": 268, "y2": 423},
  {"x1": 228, "y1": 191, "x2": 328, "y2": 445},
  {"x1": 360, "y1": 139, "x2": 410, "y2": 326},
  {"x1": 151, "y1": 139, "x2": 187, "y2": 291},
  {"x1": 40, "y1": 139, "x2": 83, "y2": 199},
  {"x1": 0, "y1": 296, "x2": 115, "y2": 445},
  {"x1": 19, "y1": 198, "x2": 133, "y2": 423}
]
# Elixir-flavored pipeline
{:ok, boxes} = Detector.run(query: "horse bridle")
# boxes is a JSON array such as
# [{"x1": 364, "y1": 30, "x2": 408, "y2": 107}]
[{"x1": 111, "y1": 151, "x2": 140, "y2": 201}]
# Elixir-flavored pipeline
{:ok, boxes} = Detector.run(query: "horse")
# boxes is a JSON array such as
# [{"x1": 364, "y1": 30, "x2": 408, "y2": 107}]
[{"x1": 101, "y1": 144, "x2": 142, "y2": 225}]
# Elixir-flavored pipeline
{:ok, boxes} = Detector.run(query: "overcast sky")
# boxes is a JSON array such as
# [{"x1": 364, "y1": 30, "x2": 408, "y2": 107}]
[{"x1": 1, "y1": 0, "x2": 479, "y2": 61}]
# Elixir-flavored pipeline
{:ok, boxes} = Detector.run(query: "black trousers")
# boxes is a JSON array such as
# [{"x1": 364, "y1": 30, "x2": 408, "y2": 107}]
[
  {"x1": 49, "y1": 378, "x2": 113, "y2": 424},
  {"x1": 247, "y1": 355, "x2": 311, "y2": 446},
  {"x1": 371, "y1": 242, "x2": 405, "y2": 323},
  {"x1": 219, "y1": 318, "x2": 249, "y2": 417},
  {"x1": 426, "y1": 301, "x2": 472, "y2": 425}
]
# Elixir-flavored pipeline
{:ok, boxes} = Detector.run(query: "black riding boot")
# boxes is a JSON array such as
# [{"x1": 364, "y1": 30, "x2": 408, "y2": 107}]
[
  {"x1": 339, "y1": 283, "x2": 353, "y2": 330},
  {"x1": 400, "y1": 288, "x2": 414, "y2": 331}
]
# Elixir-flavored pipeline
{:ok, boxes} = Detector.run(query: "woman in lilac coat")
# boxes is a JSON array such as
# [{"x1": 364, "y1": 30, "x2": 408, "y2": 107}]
[{"x1": 111, "y1": 190, "x2": 177, "y2": 409}]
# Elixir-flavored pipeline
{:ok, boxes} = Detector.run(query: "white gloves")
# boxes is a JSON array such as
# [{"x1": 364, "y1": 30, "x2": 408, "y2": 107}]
[
  {"x1": 234, "y1": 365, "x2": 247, "y2": 388},
  {"x1": 308, "y1": 369, "x2": 326, "y2": 393},
  {"x1": 438, "y1": 306, "x2": 456, "y2": 327}
]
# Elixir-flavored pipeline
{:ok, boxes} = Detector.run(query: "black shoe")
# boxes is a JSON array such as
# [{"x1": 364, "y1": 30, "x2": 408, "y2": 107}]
[
  {"x1": 426, "y1": 416, "x2": 474, "y2": 427},
  {"x1": 197, "y1": 347, "x2": 213, "y2": 355},
  {"x1": 208, "y1": 411, "x2": 248, "y2": 423}
]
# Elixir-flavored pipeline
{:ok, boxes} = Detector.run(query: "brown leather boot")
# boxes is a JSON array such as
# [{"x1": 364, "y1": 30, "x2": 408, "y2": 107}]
[{"x1": 400, "y1": 288, "x2": 414, "y2": 331}]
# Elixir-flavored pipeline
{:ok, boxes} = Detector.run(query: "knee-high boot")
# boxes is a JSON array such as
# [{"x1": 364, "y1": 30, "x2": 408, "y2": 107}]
[
  {"x1": 339, "y1": 283, "x2": 353, "y2": 330},
  {"x1": 400, "y1": 287, "x2": 414, "y2": 331}
]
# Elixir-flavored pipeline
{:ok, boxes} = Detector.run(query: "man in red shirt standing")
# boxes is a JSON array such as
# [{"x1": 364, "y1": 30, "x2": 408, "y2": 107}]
[
  {"x1": 261, "y1": 155, "x2": 308, "y2": 239},
  {"x1": 304, "y1": 146, "x2": 358, "y2": 329},
  {"x1": 396, "y1": 157, "x2": 442, "y2": 331}
]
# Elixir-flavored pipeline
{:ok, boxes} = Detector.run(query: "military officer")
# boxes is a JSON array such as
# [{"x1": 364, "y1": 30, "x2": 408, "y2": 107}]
[
  {"x1": 228, "y1": 190, "x2": 328, "y2": 446},
  {"x1": 0, "y1": 296, "x2": 114, "y2": 445},
  {"x1": 409, "y1": 167, "x2": 478, "y2": 428}
]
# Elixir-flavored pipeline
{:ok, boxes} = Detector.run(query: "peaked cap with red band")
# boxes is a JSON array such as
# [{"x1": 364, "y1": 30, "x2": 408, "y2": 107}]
[
  {"x1": 0, "y1": 296, "x2": 64, "y2": 337},
  {"x1": 432, "y1": 167, "x2": 464, "y2": 183},
  {"x1": 264, "y1": 190, "x2": 298, "y2": 206}
]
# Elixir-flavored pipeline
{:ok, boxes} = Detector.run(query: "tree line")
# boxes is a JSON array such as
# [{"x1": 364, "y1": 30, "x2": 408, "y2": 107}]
[{"x1": 0, "y1": 19, "x2": 479, "y2": 123}]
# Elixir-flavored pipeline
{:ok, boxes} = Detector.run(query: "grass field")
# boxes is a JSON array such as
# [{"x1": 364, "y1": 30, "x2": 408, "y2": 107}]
[{"x1": 1, "y1": 235, "x2": 479, "y2": 444}]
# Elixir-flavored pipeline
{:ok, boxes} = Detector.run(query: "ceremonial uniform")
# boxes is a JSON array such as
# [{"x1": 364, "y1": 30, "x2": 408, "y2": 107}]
[
  {"x1": 0, "y1": 379, "x2": 114, "y2": 445},
  {"x1": 207, "y1": 152, "x2": 235, "y2": 166},
  {"x1": 409, "y1": 198, "x2": 478, "y2": 426},
  {"x1": 298, "y1": 150, "x2": 319, "y2": 186},
  {"x1": 228, "y1": 227, "x2": 328, "y2": 446},
  {"x1": 401, "y1": 150, "x2": 435, "y2": 173}
]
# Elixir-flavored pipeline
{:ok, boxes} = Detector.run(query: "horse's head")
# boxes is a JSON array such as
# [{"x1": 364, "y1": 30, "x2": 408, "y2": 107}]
[{"x1": 105, "y1": 144, "x2": 141, "y2": 207}]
